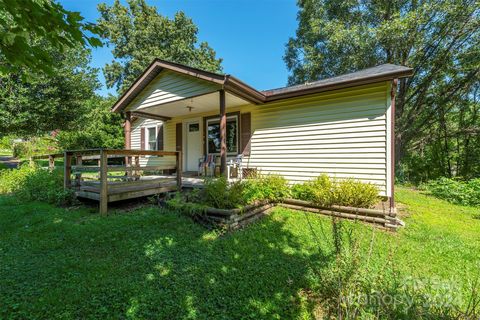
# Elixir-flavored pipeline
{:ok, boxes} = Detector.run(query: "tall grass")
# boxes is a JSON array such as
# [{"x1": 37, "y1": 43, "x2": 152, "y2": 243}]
[
  {"x1": 0, "y1": 164, "x2": 74, "y2": 205},
  {"x1": 307, "y1": 217, "x2": 480, "y2": 319}
]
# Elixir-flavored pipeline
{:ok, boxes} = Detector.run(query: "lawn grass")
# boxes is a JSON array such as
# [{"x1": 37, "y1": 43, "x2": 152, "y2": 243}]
[
  {"x1": 0, "y1": 187, "x2": 479, "y2": 319},
  {"x1": 0, "y1": 149, "x2": 12, "y2": 156}
]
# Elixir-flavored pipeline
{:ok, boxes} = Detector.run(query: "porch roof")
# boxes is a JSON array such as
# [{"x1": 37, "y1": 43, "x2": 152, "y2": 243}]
[{"x1": 112, "y1": 58, "x2": 413, "y2": 114}]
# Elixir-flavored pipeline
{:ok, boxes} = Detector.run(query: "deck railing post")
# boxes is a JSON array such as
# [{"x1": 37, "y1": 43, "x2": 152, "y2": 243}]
[
  {"x1": 134, "y1": 156, "x2": 140, "y2": 180},
  {"x1": 64, "y1": 152, "x2": 72, "y2": 190},
  {"x1": 99, "y1": 150, "x2": 108, "y2": 215},
  {"x1": 176, "y1": 151, "x2": 182, "y2": 190},
  {"x1": 48, "y1": 155, "x2": 55, "y2": 171},
  {"x1": 126, "y1": 156, "x2": 132, "y2": 178},
  {"x1": 75, "y1": 155, "x2": 82, "y2": 189}
]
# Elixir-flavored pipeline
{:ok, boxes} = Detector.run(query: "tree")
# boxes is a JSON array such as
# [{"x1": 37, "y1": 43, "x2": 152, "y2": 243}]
[
  {"x1": 0, "y1": 0, "x2": 102, "y2": 75},
  {"x1": 0, "y1": 44, "x2": 100, "y2": 136},
  {"x1": 285, "y1": 0, "x2": 480, "y2": 180},
  {"x1": 56, "y1": 96, "x2": 124, "y2": 150},
  {"x1": 98, "y1": 0, "x2": 222, "y2": 93}
]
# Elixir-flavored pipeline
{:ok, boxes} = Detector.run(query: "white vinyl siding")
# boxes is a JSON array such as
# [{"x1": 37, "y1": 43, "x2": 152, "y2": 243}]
[
  {"x1": 245, "y1": 82, "x2": 389, "y2": 195},
  {"x1": 130, "y1": 118, "x2": 175, "y2": 169},
  {"x1": 127, "y1": 70, "x2": 219, "y2": 111},
  {"x1": 243, "y1": 82, "x2": 390, "y2": 196},
  {"x1": 128, "y1": 80, "x2": 392, "y2": 197}
]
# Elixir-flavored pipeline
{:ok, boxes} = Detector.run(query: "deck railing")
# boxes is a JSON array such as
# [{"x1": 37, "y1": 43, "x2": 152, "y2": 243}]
[{"x1": 31, "y1": 149, "x2": 182, "y2": 214}]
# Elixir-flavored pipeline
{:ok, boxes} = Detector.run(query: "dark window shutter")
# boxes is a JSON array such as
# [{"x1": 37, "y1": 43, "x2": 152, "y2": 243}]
[
  {"x1": 157, "y1": 124, "x2": 164, "y2": 151},
  {"x1": 175, "y1": 123, "x2": 182, "y2": 152},
  {"x1": 240, "y1": 112, "x2": 251, "y2": 156},
  {"x1": 140, "y1": 127, "x2": 145, "y2": 150}
]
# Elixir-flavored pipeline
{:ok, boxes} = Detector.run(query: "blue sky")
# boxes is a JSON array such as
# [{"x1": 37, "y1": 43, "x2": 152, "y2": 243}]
[{"x1": 58, "y1": 0, "x2": 299, "y2": 96}]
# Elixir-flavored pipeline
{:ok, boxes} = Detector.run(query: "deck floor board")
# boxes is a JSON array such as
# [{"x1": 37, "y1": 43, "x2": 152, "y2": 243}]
[{"x1": 75, "y1": 175, "x2": 204, "y2": 203}]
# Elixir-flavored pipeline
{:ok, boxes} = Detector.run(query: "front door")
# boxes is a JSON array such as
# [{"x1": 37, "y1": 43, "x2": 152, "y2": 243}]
[{"x1": 185, "y1": 121, "x2": 202, "y2": 172}]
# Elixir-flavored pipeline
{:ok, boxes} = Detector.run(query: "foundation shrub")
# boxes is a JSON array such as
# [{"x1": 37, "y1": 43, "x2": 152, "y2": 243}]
[
  {"x1": 203, "y1": 177, "x2": 246, "y2": 209},
  {"x1": 334, "y1": 178, "x2": 379, "y2": 208},
  {"x1": 242, "y1": 174, "x2": 290, "y2": 203},
  {"x1": 291, "y1": 174, "x2": 379, "y2": 208}
]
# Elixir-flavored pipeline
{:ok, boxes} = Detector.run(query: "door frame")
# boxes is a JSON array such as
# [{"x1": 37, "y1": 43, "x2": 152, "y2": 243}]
[{"x1": 183, "y1": 118, "x2": 202, "y2": 172}]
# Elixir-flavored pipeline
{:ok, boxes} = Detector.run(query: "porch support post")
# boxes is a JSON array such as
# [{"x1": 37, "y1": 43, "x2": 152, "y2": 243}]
[
  {"x1": 124, "y1": 112, "x2": 132, "y2": 172},
  {"x1": 124, "y1": 112, "x2": 132, "y2": 149},
  {"x1": 219, "y1": 90, "x2": 227, "y2": 176}
]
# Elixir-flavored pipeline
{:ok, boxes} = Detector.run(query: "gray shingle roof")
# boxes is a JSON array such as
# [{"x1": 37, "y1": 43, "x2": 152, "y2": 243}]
[{"x1": 262, "y1": 64, "x2": 413, "y2": 98}]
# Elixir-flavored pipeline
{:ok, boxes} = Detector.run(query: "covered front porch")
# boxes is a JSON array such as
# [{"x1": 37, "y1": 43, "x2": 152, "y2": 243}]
[
  {"x1": 115, "y1": 60, "x2": 262, "y2": 177},
  {"x1": 124, "y1": 89, "x2": 253, "y2": 177}
]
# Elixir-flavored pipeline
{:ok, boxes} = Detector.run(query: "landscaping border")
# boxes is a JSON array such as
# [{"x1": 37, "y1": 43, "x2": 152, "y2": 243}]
[
  {"x1": 183, "y1": 199, "x2": 405, "y2": 231},
  {"x1": 200, "y1": 200, "x2": 275, "y2": 230},
  {"x1": 280, "y1": 199, "x2": 404, "y2": 231}
]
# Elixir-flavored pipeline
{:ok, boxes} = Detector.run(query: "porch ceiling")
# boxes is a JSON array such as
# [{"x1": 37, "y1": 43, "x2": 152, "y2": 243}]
[{"x1": 135, "y1": 91, "x2": 249, "y2": 118}]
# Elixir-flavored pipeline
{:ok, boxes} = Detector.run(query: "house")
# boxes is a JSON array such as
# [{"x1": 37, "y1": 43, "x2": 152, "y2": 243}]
[{"x1": 111, "y1": 59, "x2": 413, "y2": 209}]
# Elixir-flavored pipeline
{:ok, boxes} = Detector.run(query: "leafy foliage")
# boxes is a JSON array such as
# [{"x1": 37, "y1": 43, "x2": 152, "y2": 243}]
[
  {"x1": 242, "y1": 174, "x2": 291, "y2": 203},
  {"x1": 166, "y1": 192, "x2": 207, "y2": 217},
  {"x1": 202, "y1": 177, "x2": 245, "y2": 209},
  {"x1": 0, "y1": 164, "x2": 74, "y2": 205},
  {"x1": 424, "y1": 177, "x2": 480, "y2": 207},
  {"x1": 97, "y1": 0, "x2": 222, "y2": 93},
  {"x1": 12, "y1": 136, "x2": 58, "y2": 158},
  {"x1": 0, "y1": 135, "x2": 14, "y2": 151},
  {"x1": 0, "y1": 45, "x2": 100, "y2": 137},
  {"x1": 291, "y1": 174, "x2": 379, "y2": 208},
  {"x1": 334, "y1": 179, "x2": 380, "y2": 208},
  {"x1": 55, "y1": 96, "x2": 124, "y2": 150},
  {"x1": 285, "y1": 0, "x2": 480, "y2": 182},
  {"x1": 0, "y1": 0, "x2": 102, "y2": 75}
]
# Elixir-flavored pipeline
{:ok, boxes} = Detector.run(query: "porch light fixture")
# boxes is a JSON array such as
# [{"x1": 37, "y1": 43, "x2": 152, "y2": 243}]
[{"x1": 186, "y1": 105, "x2": 194, "y2": 112}]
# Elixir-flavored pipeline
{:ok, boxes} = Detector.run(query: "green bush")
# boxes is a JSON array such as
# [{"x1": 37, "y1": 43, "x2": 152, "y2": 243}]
[
  {"x1": 0, "y1": 135, "x2": 15, "y2": 151},
  {"x1": 0, "y1": 164, "x2": 74, "y2": 206},
  {"x1": 166, "y1": 192, "x2": 207, "y2": 216},
  {"x1": 203, "y1": 177, "x2": 246, "y2": 209},
  {"x1": 291, "y1": 174, "x2": 379, "y2": 208},
  {"x1": 334, "y1": 178, "x2": 379, "y2": 208},
  {"x1": 243, "y1": 174, "x2": 291, "y2": 203},
  {"x1": 12, "y1": 136, "x2": 58, "y2": 159},
  {"x1": 425, "y1": 177, "x2": 480, "y2": 207},
  {"x1": 168, "y1": 175, "x2": 290, "y2": 212}
]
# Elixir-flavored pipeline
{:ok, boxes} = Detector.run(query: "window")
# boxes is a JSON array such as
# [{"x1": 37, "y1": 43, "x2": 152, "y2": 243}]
[
  {"x1": 189, "y1": 123, "x2": 199, "y2": 132},
  {"x1": 206, "y1": 115, "x2": 238, "y2": 154},
  {"x1": 147, "y1": 127, "x2": 157, "y2": 150}
]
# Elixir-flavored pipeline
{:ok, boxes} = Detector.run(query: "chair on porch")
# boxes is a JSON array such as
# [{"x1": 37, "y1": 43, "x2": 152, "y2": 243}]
[
  {"x1": 227, "y1": 154, "x2": 243, "y2": 180},
  {"x1": 198, "y1": 154, "x2": 217, "y2": 177}
]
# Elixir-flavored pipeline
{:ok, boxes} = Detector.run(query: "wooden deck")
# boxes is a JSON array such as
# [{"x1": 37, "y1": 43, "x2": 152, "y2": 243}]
[
  {"x1": 75, "y1": 175, "x2": 204, "y2": 203},
  {"x1": 32, "y1": 149, "x2": 186, "y2": 214}
]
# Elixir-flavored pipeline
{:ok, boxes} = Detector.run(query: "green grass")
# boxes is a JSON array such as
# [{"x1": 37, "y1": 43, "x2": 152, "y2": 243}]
[
  {"x1": 0, "y1": 187, "x2": 479, "y2": 319},
  {"x1": 0, "y1": 149, "x2": 12, "y2": 156}
]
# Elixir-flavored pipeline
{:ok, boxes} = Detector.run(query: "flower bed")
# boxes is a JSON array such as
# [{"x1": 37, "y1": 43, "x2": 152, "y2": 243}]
[{"x1": 166, "y1": 175, "x2": 405, "y2": 231}]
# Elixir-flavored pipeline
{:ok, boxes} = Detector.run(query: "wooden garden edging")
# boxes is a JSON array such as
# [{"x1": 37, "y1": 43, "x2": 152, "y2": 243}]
[
  {"x1": 202, "y1": 200, "x2": 274, "y2": 230},
  {"x1": 190, "y1": 199, "x2": 404, "y2": 231},
  {"x1": 280, "y1": 199, "x2": 404, "y2": 230}
]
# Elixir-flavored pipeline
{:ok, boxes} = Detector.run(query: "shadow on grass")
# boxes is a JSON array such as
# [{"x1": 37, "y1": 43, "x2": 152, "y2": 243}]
[{"x1": 0, "y1": 198, "x2": 332, "y2": 319}]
